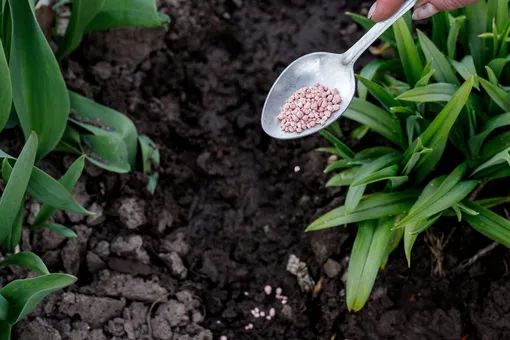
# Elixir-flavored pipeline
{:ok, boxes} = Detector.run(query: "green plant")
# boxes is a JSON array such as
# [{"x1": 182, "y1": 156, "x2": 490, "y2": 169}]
[
  {"x1": 309, "y1": 0, "x2": 510, "y2": 312},
  {"x1": 0, "y1": 0, "x2": 168, "y2": 336}
]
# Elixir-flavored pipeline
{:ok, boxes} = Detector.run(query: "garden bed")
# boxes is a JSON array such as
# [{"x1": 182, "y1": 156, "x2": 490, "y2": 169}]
[{"x1": 6, "y1": 0, "x2": 510, "y2": 339}]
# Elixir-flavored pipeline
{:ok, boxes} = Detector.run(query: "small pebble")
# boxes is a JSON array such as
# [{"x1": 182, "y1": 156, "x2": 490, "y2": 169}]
[
  {"x1": 260, "y1": 311, "x2": 265, "y2": 317},
  {"x1": 266, "y1": 315, "x2": 272, "y2": 320},
  {"x1": 276, "y1": 287, "x2": 283, "y2": 295},
  {"x1": 294, "y1": 166, "x2": 300, "y2": 172},
  {"x1": 270, "y1": 308, "x2": 276, "y2": 317},
  {"x1": 264, "y1": 285, "x2": 272, "y2": 295},
  {"x1": 221, "y1": 336, "x2": 228, "y2": 340},
  {"x1": 244, "y1": 292, "x2": 249, "y2": 296}
]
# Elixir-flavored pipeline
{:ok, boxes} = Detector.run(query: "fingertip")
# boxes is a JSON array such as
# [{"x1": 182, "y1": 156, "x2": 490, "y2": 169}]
[{"x1": 369, "y1": 0, "x2": 405, "y2": 22}]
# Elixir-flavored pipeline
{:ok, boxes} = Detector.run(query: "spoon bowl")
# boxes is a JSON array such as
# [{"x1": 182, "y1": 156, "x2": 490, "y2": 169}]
[
  {"x1": 261, "y1": 0, "x2": 417, "y2": 140},
  {"x1": 261, "y1": 52, "x2": 355, "y2": 140}
]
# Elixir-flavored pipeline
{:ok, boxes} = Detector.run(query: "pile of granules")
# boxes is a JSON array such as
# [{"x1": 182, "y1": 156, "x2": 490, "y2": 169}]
[{"x1": 277, "y1": 83, "x2": 341, "y2": 133}]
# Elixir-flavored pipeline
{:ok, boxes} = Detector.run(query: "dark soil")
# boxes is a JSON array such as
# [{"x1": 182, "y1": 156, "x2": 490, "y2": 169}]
[{"x1": 5, "y1": 0, "x2": 510, "y2": 339}]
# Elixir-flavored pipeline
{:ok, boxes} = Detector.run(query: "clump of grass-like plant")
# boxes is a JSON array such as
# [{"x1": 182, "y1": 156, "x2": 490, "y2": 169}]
[{"x1": 307, "y1": 0, "x2": 510, "y2": 312}]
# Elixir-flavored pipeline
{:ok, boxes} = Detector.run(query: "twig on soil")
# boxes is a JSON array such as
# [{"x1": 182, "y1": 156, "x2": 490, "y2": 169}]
[
  {"x1": 468, "y1": 181, "x2": 487, "y2": 201},
  {"x1": 147, "y1": 293, "x2": 172, "y2": 340},
  {"x1": 454, "y1": 242, "x2": 499, "y2": 272}
]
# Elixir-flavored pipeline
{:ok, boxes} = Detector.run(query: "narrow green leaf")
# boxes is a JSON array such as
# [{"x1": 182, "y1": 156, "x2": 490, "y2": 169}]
[
  {"x1": 320, "y1": 130, "x2": 355, "y2": 159},
  {"x1": 479, "y1": 77, "x2": 510, "y2": 112},
  {"x1": 9, "y1": 0, "x2": 70, "y2": 159},
  {"x1": 488, "y1": 57, "x2": 510, "y2": 78},
  {"x1": 450, "y1": 56, "x2": 480, "y2": 89},
  {"x1": 0, "y1": 38, "x2": 11, "y2": 132},
  {"x1": 345, "y1": 152, "x2": 402, "y2": 214},
  {"x1": 347, "y1": 217, "x2": 395, "y2": 311},
  {"x1": 357, "y1": 60, "x2": 395, "y2": 100},
  {"x1": 0, "y1": 274, "x2": 77, "y2": 325},
  {"x1": 415, "y1": 69, "x2": 436, "y2": 88},
  {"x1": 7, "y1": 202, "x2": 24, "y2": 251},
  {"x1": 404, "y1": 213, "x2": 442, "y2": 265},
  {"x1": 33, "y1": 223, "x2": 77, "y2": 239},
  {"x1": 326, "y1": 167, "x2": 360, "y2": 187},
  {"x1": 2, "y1": 158, "x2": 92, "y2": 216},
  {"x1": 396, "y1": 83, "x2": 458, "y2": 102},
  {"x1": 475, "y1": 196, "x2": 510, "y2": 208},
  {"x1": 69, "y1": 91, "x2": 138, "y2": 168},
  {"x1": 346, "y1": 12, "x2": 395, "y2": 44},
  {"x1": 58, "y1": 0, "x2": 105, "y2": 59},
  {"x1": 393, "y1": 17, "x2": 423, "y2": 86},
  {"x1": 447, "y1": 15, "x2": 466, "y2": 59},
  {"x1": 85, "y1": 0, "x2": 170, "y2": 32},
  {"x1": 417, "y1": 29, "x2": 459, "y2": 85},
  {"x1": 316, "y1": 147, "x2": 345, "y2": 157},
  {"x1": 463, "y1": 200, "x2": 510, "y2": 248},
  {"x1": 432, "y1": 11, "x2": 450, "y2": 53},
  {"x1": 463, "y1": 0, "x2": 487, "y2": 72},
  {"x1": 471, "y1": 146, "x2": 510, "y2": 176},
  {"x1": 469, "y1": 112, "x2": 510, "y2": 156},
  {"x1": 351, "y1": 125, "x2": 369, "y2": 140},
  {"x1": 355, "y1": 75, "x2": 400, "y2": 111},
  {"x1": 343, "y1": 98, "x2": 404, "y2": 148},
  {"x1": 479, "y1": 130, "x2": 510, "y2": 160},
  {"x1": 33, "y1": 156, "x2": 86, "y2": 227},
  {"x1": 0, "y1": 132, "x2": 37, "y2": 245},
  {"x1": 306, "y1": 190, "x2": 420, "y2": 231},
  {"x1": 486, "y1": 65, "x2": 499, "y2": 85},
  {"x1": 351, "y1": 164, "x2": 399, "y2": 186},
  {"x1": 0, "y1": 252, "x2": 50, "y2": 275},
  {"x1": 403, "y1": 76, "x2": 474, "y2": 182}
]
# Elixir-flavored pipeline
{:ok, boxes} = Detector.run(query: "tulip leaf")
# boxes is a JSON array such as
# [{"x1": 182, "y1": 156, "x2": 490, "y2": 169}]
[{"x1": 0, "y1": 252, "x2": 50, "y2": 275}]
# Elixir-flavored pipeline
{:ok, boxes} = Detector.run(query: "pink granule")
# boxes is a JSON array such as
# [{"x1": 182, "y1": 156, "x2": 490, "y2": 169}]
[{"x1": 278, "y1": 83, "x2": 341, "y2": 133}]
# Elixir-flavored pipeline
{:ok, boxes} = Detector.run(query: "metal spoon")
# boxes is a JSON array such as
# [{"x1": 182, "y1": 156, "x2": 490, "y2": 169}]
[{"x1": 261, "y1": 0, "x2": 418, "y2": 140}]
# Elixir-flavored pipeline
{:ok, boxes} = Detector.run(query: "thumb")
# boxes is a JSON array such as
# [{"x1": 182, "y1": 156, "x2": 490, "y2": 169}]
[
  {"x1": 368, "y1": 0, "x2": 404, "y2": 22},
  {"x1": 412, "y1": 0, "x2": 479, "y2": 20}
]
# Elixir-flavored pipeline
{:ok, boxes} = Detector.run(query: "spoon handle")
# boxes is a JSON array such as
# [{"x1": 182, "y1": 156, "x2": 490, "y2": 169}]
[{"x1": 342, "y1": 0, "x2": 418, "y2": 65}]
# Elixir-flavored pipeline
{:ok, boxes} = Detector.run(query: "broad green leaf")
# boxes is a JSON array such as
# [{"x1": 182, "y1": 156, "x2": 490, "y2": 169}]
[
  {"x1": 479, "y1": 130, "x2": 510, "y2": 160},
  {"x1": 346, "y1": 12, "x2": 395, "y2": 44},
  {"x1": 9, "y1": 0, "x2": 70, "y2": 159},
  {"x1": 381, "y1": 226, "x2": 405, "y2": 269},
  {"x1": 469, "y1": 112, "x2": 510, "y2": 156},
  {"x1": 0, "y1": 252, "x2": 49, "y2": 275},
  {"x1": 0, "y1": 274, "x2": 77, "y2": 325},
  {"x1": 393, "y1": 17, "x2": 423, "y2": 86},
  {"x1": 69, "y1": 91, "x2": 138, "y2": 168},
  {"x1": 355, "y1": 75, "x2": 400, "y2": 111},
  {"x1": 486, "y1": 65, "x2": 499, "y2": 85},
  {"x1": 396, "y1": 83, "x2": 458, "y2": 102},
  {"x1": 57, "y1": 0, "x2": 105, "y2": 59},
  {"x1": 343, "y1": 98, "x2": 404, "y2": 148},
  {"x1": 403, "y1": 76, "x2": 474, "y2": 182},
  {"x1": 326, "y1": 167, "x2": 360, "y2": 187},
  {"x1": 447, "y1": 16, "x2": 466, "y2": 59},
  {"x1": 0, "y1": 322, "x2": 10, "y2": 340},
  {"x1": 345, "y1": 152, "x2": 402, "y2": 214},
  {"x1": 33, "y1": 223, "x2": 77, "y2": 238},
  {"x1": 0, "y1": 132, "x2": 37, "y2": 245},
  {"x1": 0, "y1": 295, "x2": 8, "y2": 321},
  {"x1": 463, "y1": 0, "x2": 487, "y2": 72},
  {"x1": 357, "y1": 60, "x2": 395, "y2": 100},
  {"x1": 2, "y1": 158, "x2": 91, "y2": 216},
  {"x1": 417, "y1": 30, "x2": 459, "y2": 85},
  {"x1": 479, "y1": 77, "x2": 510, "y2": 112},
  {"x1": 82, "y1": 134, "x2": 131, "y2": 173},
  {"x1": 320, "y1": 130, "x2": 354, "y2": 159},
  {"x1": 85, "y1": 0, "x2": 170, "y2": 32},
  {"x1": 33, "y1": 156, "x2": 86, "y2": 227},
  {"x1": 0, "y1": 38, "x2": 11, "y2": 132},
  {"x1": 346, "y1": 217, "x2": 395, "y2": 312},
  {"x1": 463, "y1": 200, "x2": 510, "y2": 248},
  {"x1": 306, "y1": 190, "x2": 419, "y2": 231}
]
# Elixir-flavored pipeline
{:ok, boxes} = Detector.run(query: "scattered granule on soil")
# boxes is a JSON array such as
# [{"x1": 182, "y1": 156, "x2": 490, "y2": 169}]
[{"x1": 278, "y1": 83, "x2": 341, "y2": 133}]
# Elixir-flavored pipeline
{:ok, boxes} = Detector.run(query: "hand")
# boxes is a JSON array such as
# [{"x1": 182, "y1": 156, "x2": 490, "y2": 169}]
[{"x1": 368, "y1": 0, "x2": 479, "y2": 22}]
